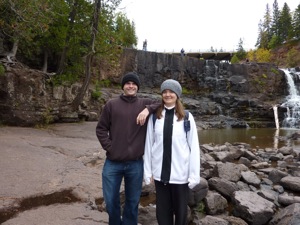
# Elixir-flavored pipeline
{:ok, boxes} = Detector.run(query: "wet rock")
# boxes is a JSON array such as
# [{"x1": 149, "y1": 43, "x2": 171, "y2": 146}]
[
  {"x1": 200, "y1": 215, "x2": 230, "y2": 225},
  {"x1": 208, "y1": 178, "x2": 239, "y2": 200},
  {"x1": 188, "y1": 177, "x2": 209, "y2": 207},
  {"x1": 269, "y1": 203, "x2": 300, "y2": 225},
  {"x1": 214, "y1": 162, "x2": 244, "y2": 182},
  {"x1": 217, "y1": 215, "x2": 248, "y2": 225},
  {"x1": 268, "y1": 169, "x2": 288, "y2": 184},
  {"x1": 238, "y1": 156, "x2": 251, "y2": 167},
  {"x1": 257, "y1": 189, "x2": 279, "y2": 202},
  {"x1": 280, "y1": 176, "x2": 300, "y2": 192},
  {"x1": 241, "y1": 171, "x2": 261, "y2": 187},
  {"x1": 204, "y1": 191, "x2": 228, "y2": 215},
  {"x1": 138, "y1": 205, "x2": 157, "y2": 225},
  {"x1": 278, "y1": 195, "x2": 300, "y2": 205},
  {"x1": 2, "y1": 203, "x2": 109, "y2": 225},
  {"x1": 232, "y1": 191, "x2": 275, "y2": 225}
]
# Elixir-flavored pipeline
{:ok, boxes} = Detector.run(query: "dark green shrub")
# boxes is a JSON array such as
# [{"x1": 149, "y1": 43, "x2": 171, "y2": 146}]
[{"x1": 0, "y1": 64, "x2": 5, "y2": 76}]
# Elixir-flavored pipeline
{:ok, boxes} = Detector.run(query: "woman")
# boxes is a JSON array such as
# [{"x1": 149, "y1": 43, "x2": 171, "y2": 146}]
[{"x1": 143, "y1": 79, "x2": 201, "y2": 225}]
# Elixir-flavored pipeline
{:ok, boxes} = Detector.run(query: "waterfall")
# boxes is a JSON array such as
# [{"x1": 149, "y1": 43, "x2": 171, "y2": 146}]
[
  {"x1": 204, "y1": 60, "x2": 218, "y2": 77},
  {"x1": 273, "y1": 129, "x2": 279, "y2": 149},
  {"x1": 273, "y1": 105, "x2": 279, "y2": 129},
  {"x1": 281, "y1": 69, "x2": 300, "y2": 128}
]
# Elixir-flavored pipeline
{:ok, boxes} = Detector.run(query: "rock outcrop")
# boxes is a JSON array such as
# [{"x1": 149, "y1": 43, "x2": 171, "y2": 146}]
[{"x1": 0, "y1": 49, "x2": 290, "y2": 128}]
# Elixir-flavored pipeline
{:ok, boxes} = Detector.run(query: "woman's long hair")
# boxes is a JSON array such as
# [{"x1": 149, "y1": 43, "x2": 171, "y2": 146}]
[{"x1": 156, "y1": 98, "x2": 185, "y2": 121}]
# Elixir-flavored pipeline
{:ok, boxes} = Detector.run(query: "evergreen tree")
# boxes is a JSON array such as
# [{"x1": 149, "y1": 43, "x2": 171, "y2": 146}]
[
  {"x1": 0, "y1": 0, "x2": 137, "y2": 75},
  {"x1": 95, "y1": 0, "x2": 135, "y2": 64},
  {"x1": 292, "y1": 4, "x2": 300, "y2": 40},
  {"x1": 256, "y1": 19, "x2": 264, "y2": 48},
  {"x1": 268, "y1": 34, "x2": 280, "y2": 49},
  {"x1": 270, "y1": 0, "x2": 281, "y2": 47},
  {"x1": 264, "y1": 4, "x2": 273, "y2": 45},
  {"x1": 256, "y1": 4, "x2": 272, "y2": 49},
  {"x1": 0, "y1": 0, "x2": 59, "y2": 60},
  {"x1": 115, "y1": 12, "x2": 137, "y2": 48},
  {"x1": 235, "y1": 38, "x2": 246, "y2": 60},
  {"x1": 56, "y1": 0, "x2": 93, "y2": 75},
  {"x1": 278, "y1": 3, "x2": 293, "y2": 43}
]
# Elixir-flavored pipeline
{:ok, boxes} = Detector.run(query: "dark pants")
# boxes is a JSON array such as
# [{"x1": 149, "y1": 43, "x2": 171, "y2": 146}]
[{"x1": 154, "y1": 180, "x2": 189, "y2": 225}]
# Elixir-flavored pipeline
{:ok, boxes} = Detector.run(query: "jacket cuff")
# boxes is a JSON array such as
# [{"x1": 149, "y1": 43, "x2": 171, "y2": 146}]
[
  {"x1": 144, "y1": 177, "x2": 151, "y2": 185},
  {"x1": 188, "y1": 177, "x2": 200, "y2": 189}
]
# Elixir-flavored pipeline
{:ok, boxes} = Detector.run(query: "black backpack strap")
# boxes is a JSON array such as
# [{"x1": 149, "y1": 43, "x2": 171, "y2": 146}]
[
  {"x1": 184, "y1": 110, "x2": 190, "y2": 133},
  {"x1": 152, "y1": 113, "x2": 157, "y2": 127},
  {"x1": 184, "y1": 110, "x2": 191, "y2": 151},
  {"x1": 184, "y1": 110, "x2": 189, "y2": 120}
]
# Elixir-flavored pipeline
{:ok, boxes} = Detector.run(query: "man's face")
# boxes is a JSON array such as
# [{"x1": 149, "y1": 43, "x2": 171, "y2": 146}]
[{"x1": 123, "y1": 81, "x2": 138, "y2": 96}]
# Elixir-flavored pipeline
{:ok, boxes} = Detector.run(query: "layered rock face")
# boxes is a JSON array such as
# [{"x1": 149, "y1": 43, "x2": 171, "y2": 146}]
[
  {"x1": 123, "y1": 49, "x2": 288, "y2": 128},
  {"x1": 0, "y1": 49, "x2": 288, "y2": 127}
]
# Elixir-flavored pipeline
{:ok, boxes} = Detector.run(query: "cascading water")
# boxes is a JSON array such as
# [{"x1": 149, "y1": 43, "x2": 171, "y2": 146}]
[
  {"x1": 273, "y1": 105, "x2": 279, "y2": 129},
  {"x1": 204, "y1": 60, "x2": 218, "y2": 77},
  {"x1": 281, "y1": 68, "x2": 300, "y2": 128}
]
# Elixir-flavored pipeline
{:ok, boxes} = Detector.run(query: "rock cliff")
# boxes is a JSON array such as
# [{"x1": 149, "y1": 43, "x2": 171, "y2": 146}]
[{"x1": 0, "y1": 49, "x2": 289, "y2": 128}]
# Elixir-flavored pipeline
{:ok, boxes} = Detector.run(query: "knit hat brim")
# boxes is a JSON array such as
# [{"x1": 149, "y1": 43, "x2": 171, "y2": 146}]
[
  {"x1": 121, "y1": 72, "x2": 141, "y2": 90},
  {"x1": 160, "y1": 79, "x2": 182, "y2": 98}
]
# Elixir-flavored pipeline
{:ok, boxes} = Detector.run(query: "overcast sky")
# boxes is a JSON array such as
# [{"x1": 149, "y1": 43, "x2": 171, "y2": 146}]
[{"x1": 118, "y1": 0, "x2": 299, "y2": 53}]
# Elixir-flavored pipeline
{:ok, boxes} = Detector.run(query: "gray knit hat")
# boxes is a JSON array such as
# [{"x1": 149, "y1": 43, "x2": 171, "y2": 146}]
[{"x1": 160, "y1": 79, "x2": 182, "y2": 98}]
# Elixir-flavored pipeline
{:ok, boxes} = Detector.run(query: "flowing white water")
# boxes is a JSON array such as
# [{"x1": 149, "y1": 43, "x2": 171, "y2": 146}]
[
  {"x1": 273, "y1": 129, "x2": 279, "y2": 149},
  {"x1": 281, "y1": 68, "x2": 300, "y2": 128},
  {"x1": 273, "y1": 105, "x2": 279, "y2": 129}
]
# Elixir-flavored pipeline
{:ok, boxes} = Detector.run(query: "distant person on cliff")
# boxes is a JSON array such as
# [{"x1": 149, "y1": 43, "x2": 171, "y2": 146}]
[
  {"x1": 143, "y1": 79, "x2": 201, "y2": 225},
  {"x1": 96, "y1": 72, "x2": 159, "y2": 225},
  {"x1": 180, "y1": 48, "x2": 185, "y2": 56},
  {"x1": 143, "y1": 39, "x2": 147, "y2": 51}
]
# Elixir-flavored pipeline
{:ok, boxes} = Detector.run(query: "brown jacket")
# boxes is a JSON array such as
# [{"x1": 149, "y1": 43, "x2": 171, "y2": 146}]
[{"x1": 96, "y1": 94, "x2": 159, "y2": 161}]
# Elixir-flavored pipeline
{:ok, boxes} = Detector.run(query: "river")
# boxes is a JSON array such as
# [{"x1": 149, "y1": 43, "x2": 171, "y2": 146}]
[
  {"x1": 199, "y1": 128, "x2": 300, "y2": 151},
  {"x1": 198, "y1": 68, "x2": 300, "y2": 151}
]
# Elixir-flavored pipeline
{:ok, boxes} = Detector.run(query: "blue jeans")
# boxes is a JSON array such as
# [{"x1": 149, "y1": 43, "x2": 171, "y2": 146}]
[{"x1": 102, "y1": 158, "x2": 143, "y2": 225}]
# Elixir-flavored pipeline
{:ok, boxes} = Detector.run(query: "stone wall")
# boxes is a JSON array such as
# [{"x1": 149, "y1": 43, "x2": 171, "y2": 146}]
[
  {"x1": 0, "y1": 49, "x2": 289, "y2": 127},
  {"x1": 121, "y1": 49, "x2": 286, "y2": 97},
  {"x1": 120, "y1": 49, "x2": 288, "y2": 128}
]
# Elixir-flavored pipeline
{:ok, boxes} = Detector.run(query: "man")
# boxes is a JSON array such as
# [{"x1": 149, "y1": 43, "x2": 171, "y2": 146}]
[
  {"x1": 142, "y1": 39, "x2": 147, "y2": 51},
  {"x1": 96, "y1": 72, "x2": 158, "y2": 225}
]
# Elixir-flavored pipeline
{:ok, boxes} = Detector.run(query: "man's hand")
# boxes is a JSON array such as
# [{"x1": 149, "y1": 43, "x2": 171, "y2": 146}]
[{"x1": 137, "y1": 108, "x2": 149, "y2": 125}]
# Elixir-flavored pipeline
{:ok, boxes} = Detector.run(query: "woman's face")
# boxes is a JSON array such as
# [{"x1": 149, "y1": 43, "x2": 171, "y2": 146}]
[{"x1": 162, "y1": 89, "x2": 177, "y2": 107}]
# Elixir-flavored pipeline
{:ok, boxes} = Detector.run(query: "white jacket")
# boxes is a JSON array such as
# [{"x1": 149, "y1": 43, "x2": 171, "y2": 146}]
[{"x1": 143, "y1": 109, "x2": 201, "y2": 189}]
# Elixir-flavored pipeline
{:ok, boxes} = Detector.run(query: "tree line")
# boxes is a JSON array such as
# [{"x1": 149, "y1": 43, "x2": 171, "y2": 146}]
[
  {"x1": 233, "y1": 0, "x2": 300, "y2": 66},
  {"x1": 0, "y1": 0, "x2": 299, "y2": 107},
  {"x1": 0, "y1": 0, "x2": 138, "y2": 109},
  {"x1": 256, "y1": 0, "x2": 300, "y2": 49},
  {"x1": 1, "y1": 0, "x2": 299, "y2": 71},
  {"x1": 0, "y1": 0, "x2": 137, "y2": 74}
]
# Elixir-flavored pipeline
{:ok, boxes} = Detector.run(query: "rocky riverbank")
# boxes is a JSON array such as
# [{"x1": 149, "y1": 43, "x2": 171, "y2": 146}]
[{"x1": 1, "y1": 122, "x2": 300, "y2": 224}]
